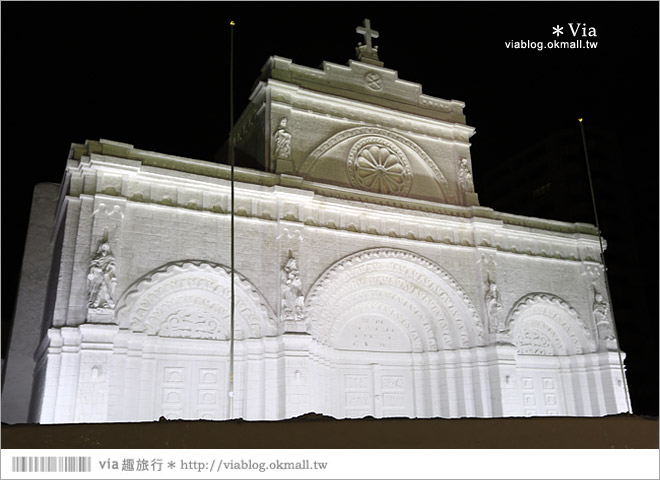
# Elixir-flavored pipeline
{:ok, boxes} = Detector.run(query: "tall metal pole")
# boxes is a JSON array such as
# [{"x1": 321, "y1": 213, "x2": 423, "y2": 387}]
[
  {"x1": 228, "y1": 19, "x2": 236, "y2": 419},
  {"x1": 578, "y1": 118, "x2": 632, "y2": 413}
]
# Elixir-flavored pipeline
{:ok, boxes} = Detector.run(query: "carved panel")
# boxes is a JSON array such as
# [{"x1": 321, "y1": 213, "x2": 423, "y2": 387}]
[
  {"x1": 336, "y1": 316, "x2": 411, "y2": 352},
  {"x1": 507, "y1": 293, "x2": 596, "y2": 355},
  {"x1": 301, "y1": 127, "x2": 449, "y2": 200},
  {"x1": 115, "y1": 261, "x2": 277, "y2": 340},
  {"x1": 516, "y1": 328, "x2": 554, "y2": 355},
  {"x1": 306, "y1": 248, "x2": 484, "y2": 352}
]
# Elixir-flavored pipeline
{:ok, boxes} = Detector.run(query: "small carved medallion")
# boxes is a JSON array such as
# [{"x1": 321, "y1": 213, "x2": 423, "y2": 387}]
[
  {"x1": 347, "y1": 137, "x2": 412, "y2": 195},
  {"x1": 364, "y1": 72, "x2": 383, "y2": 90}
]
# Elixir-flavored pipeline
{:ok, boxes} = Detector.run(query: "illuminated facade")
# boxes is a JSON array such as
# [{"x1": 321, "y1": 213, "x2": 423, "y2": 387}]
[{"x1": 2, "y1": 23, "x2": 630, "y2": 423}]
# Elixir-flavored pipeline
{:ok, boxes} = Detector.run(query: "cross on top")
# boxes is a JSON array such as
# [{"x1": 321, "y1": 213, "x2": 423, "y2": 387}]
[{"x1": 356, "y1": 19, "x2": 379, "y2": 49}]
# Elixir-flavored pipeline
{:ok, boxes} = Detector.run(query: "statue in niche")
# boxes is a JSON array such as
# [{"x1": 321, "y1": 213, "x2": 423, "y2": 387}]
[
  {"x1": 485, "y1": 276, "x2": 505, "y2": 333},
  {"x1": 593, "y1": 288, "x2": 615, "y2": 341},
  {"x1": 273, "y1": 117, "x2": 292, "y2": 160},
  {"x1": 281, "y1": 254, "x2": 305, "y2": 323},
  {"x1": 87, "y1": 239, "x2": 117, "y2": 310},
  {"x1": 458, "y1": 158, "x2": 474, "y2": 193}
]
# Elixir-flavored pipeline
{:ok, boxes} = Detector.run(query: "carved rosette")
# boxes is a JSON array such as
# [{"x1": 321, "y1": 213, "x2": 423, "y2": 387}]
[{"x1": 347, "y1": 137, "x2": 412, "y2": 195}]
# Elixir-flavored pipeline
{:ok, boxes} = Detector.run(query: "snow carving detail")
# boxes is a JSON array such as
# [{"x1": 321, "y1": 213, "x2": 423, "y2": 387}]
[
  {"x1": 281, "y1": 253, "x2": 307, "y2": 331},
  {"x1": 507, "y1": 293, "x2": 597, "y2": 355},
  {"x1": 347, "y1": 137, "x2": 412, "y2": 195},
  {"x1": 115, "y1": 261, "x2": 277, "y2": 340},
  {"x1": 485, "y1": 275, "x2": 505, "y2": 334},
  {"x1": 87, "y1": 239, "x2": 117, "y2": 310},
  {"x1": 592, "y1": 288, "x2": 615, "y2": 342},
  {"x1": 306, "y1": 248, "x2": 485, "y2": 352},
  {"x1": 273, "y1": 117, "x2": 292, "y2": 161}
]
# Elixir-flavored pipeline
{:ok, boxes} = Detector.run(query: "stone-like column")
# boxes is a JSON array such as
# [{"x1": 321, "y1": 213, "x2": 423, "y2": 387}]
[
  {"x1": 51, "y1": 327, "x2": 83, "y2": 423},
  {"x1": 73, "y1": 324, "x2": 118, "y2": 422},
  {"x1": 282, "y1": 333, "x2": 312, "y2": 418},
  {"x1": 486, "y1": 344, "x2": 520, "y2": 417}
]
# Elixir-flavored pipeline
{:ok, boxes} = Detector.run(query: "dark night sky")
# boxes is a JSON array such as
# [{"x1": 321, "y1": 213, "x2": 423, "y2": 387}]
[{"x1": 2, "y1": 2, "x2": 658, "y2": 416}]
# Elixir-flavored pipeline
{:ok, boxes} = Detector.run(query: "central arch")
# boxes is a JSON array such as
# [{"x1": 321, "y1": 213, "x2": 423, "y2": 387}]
[
  {"x1": 306, "y1": 248, "x2": 484, "y2": 351},
  {"x1": 305, "y1": 248, "x2": 485, "y2": 418}
]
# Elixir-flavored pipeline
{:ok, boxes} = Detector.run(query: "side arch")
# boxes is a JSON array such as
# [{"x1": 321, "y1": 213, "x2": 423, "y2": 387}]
[
  {"x1": 506, "y1": 293, "x2": 596, "y2": 355},
  {"x1": 115, "y1": 261, "x2": 277, "y2": 340},
  {"x1": 305, "y1": 248, "x2": 485, "y2": 352}
]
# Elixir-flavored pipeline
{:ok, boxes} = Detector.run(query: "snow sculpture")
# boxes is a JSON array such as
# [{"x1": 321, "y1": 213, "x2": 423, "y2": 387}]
[
  {"x1": 87, "y1": 239, "x2": 117, "y2": 311},
  {"x1": 281, "y1": 253, "x2": 306, "y2": 329},
  {"x1": 273, "y1": 117, "x2": 291, "y2": 160}
]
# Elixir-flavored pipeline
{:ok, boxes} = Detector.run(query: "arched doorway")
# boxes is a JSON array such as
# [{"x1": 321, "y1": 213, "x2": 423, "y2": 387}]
[
  {"x1": 114, "y1": 261, "x2": 277, "y2": 421},
  {"x1": 305, "y1": 248, "x2": 485, "y2": 418},
  {"x1": 507, "y1": 293, "x2": 597, "y2": 416}
]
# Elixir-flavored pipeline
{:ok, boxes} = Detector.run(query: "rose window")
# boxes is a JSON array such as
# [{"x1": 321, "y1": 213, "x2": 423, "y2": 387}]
[{"x1": 347, "y1": 137, "x2": 412, "y2": 195}]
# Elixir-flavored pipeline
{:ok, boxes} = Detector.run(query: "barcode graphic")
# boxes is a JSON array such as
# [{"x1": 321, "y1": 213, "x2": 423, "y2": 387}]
[{"x1": 12, "y1": 456, "x2": 92, "y2": 473}]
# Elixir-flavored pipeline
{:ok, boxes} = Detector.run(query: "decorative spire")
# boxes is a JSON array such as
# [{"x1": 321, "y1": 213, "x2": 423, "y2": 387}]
[{"x1": 355, "y1": 19, "x2": 383, "y2": 67}]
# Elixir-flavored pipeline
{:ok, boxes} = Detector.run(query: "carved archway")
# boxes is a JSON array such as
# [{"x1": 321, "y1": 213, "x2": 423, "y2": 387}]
[
  {"x1": 507, "y1": 293, "x2": 596, "y2": 355},
  {"x1": 305, "y1": 248, "x2": 484, "y2": 352},
  {"x1": 115, "y1": 261, "x2": 277, "y2": 340},
  {"x1": 299, "y1": 127, "x2": 449, "y2": 200}
]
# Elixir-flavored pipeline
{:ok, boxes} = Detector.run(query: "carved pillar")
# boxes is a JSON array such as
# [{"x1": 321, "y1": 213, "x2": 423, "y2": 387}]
[
  {"x1": 282, "y1": 333, "x2": 312, "y2": 418},
  {"x1": 486, "y1": 344, "x2": 520, "y2": 416}
]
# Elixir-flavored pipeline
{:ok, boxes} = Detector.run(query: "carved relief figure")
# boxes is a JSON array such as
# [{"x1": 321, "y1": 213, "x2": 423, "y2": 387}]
[
  {"x1": 281, "y1": 255, "x2": 305, "y2": 323},
  {"x1": 273, "y1": 117, "x2": 292, "y2": 160},
  {"x1": 458, "y1": 158, "x2": 474, "y2": 193},
  {"x1": 485, "y1": 276, "x2": 505, "y2": 333},
  {"x1": 87, "y1": 240, "x2": 117, "y2": 309},
  {"x1": 592, "y1": 289, "x2": 615, "y2": 341}
]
